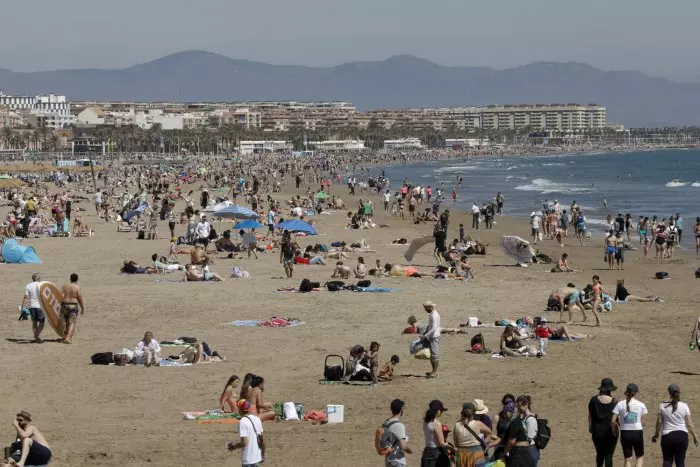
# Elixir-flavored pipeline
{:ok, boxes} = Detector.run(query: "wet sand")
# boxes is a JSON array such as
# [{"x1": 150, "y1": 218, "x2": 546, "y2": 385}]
[{"x1": 1, "y1": 182, "x2": 699, "y2": 466}]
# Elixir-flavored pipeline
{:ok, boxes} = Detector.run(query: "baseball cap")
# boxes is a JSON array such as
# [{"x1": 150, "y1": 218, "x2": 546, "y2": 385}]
[
  {"x1": 626, "y1": 383, "x2": 639, "y2": 393},
  {"x1": 16, "y1": 411, "x2": 31, "y2": 421},
  {"x1": 390, "y1": 399, "x2": 405, "y2": 414},
  {"x1": 668, "y1": 384, "x2": 681, "y2": 394},
  {"x1": 462, "y1": 402, "x2": 476, "y2": 412},
  {"x1": 429, "y1": 400, "x2": 448, "y2": 412}
]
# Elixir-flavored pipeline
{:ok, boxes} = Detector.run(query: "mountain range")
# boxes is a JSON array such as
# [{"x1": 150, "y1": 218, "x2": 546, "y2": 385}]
[{"x1": 1, "y1": 50, "x2": 698, "y2": 127}]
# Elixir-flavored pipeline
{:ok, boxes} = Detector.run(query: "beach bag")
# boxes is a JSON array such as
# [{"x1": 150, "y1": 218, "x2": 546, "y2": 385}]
[
  {"x1": 375, "y1": 420, "x2": 400, "y2": 456},
  {"x1": 357, "y1": 280, "x2": 371, "y2": 288},
  {"x1": 137, "y1": 231, "x2": 145, "y2": 240},
  {"x1": 299, "y1": 279, "x2": 313, "y2": 292},
  {"x1": 324, "y1": 355, "x2": 345, "y2": 381},
  {"x1": 409, "y1": 338, "x2": 425, "y2": 355},
  {"x1": 526, "y1": 415, "x2": 551, "y2": 450},
  {"x1": 283, "y1": 402, "x2": 299, "y2": 421},
  {"x1": 547, "y1": 297, "x2": 561, "y2": 311},
  {"x1": 414, "y1": 348, "x2": 431, "y2": 360},
  {"x1": 91, "y1": 352, "x2": 114, "y2": 365},
  {"x1": 179, "y1": 337, "x2": 197, "y2": 344},
  {"x1": 696, "y1": 267, "x2": 700, "y2": 279},
  {"x1": 325, "y1": 281, "x2": 345, "y2": 292},
  {"x1": 470, "y1": 333, "x2": 485, "y2": 348},
  {"x1": 655, "y1": 271, "x2": 669, "y2": 279}
]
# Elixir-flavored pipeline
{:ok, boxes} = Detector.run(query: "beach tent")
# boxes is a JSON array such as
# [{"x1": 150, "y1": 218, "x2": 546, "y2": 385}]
[
  {"x1": 277, "y1": 219, "x2": 317, "y2": 235},
  {"x1": 500, "y1": 235, "x2": 535, "y2": 267},
  {"x1": 403, "y1": 236, "x2": 434, "y2": 264},
  {"x1": 233, "y1": 220, "x2": 263, "y2": 230},
  {"x1": 2, "y1": 239, "x2": 42, "y2": 264},
  {"x1": 124, "y1": 203, "x2": 149, "y2": 222}
]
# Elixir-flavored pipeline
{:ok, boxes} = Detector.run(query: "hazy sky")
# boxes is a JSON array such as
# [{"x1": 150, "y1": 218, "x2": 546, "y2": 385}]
[{"x1": 0, "y1": 0, "x2": 696, "y2": 80}]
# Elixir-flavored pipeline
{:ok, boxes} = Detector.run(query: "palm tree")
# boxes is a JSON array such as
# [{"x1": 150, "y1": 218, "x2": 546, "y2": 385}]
[{"x1": 1, "y1": 127, "x2": 14, "y2": 149}]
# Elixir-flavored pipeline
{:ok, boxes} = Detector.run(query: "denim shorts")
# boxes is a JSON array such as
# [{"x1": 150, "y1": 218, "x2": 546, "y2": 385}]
[{"x1": 29, "y1": 307, "x2": 45, "y2": 322}]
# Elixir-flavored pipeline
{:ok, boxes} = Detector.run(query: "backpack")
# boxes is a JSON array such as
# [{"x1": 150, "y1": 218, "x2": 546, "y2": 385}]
[
  {"x1": 91, "y1": 352, "x2": 114, "y2": 365},
  {"x1": 299, "y1": 278, "x2": 313, "y2": 293},
  {"x1": 357, "y1": 280, "x2": 371, "y2": 288},
  {"x1": 470, "y1": 333, "x2": 484, "y2": 348},
  {"x1": 375, "y1": 420, "x2": 400, "y2": 456},
  {"x1": 325, "y1": 281, "x2": 345, "y2": 292},
  {"x1": 655, "y1": 271, "x2": 669, "y2": 279},
  {"x1": 526, "y1": 415, "x2": 551, "y2": 450}
]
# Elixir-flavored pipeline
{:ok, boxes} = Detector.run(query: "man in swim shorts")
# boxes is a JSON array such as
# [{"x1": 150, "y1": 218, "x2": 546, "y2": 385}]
[
  {"x1": 5, "y1": 411, "x2": 52, "y2": 467},
  {"x1": 60, "y1": 273, "x2": 85, "y2": 344}
]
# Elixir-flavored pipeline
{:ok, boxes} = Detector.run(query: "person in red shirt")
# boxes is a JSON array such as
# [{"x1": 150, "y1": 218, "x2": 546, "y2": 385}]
[{"x1": 535, "y1": 318, "x2": 553, "y2": 355}]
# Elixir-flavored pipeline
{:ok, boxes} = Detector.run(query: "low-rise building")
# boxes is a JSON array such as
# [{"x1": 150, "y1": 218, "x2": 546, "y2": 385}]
[
  {"x1": 237, "y1": 140, "x2": 292, "y2": 155},
  {"x1": 309, "y1": 140, "x2": 366, "y2": 151},
  {"x1": 384, "y1": 138, "x2": 423, "y2": 150}
]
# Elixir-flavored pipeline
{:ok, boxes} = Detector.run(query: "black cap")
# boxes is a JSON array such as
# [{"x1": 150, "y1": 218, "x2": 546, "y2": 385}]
[
  {"x1": 626, "y1": 383, "x2": 639, "y2": 393},
  {"x1": 599, "y1": 378, "x2": 618, "y2": 391},
  {"x1": 429, "y1": 400, "x2": 448, "y2": 412},
  {"x1": 390, "y1": 399, "x2": 405, "y2": 414},
  {"x1": 462, "y1": 402, "x2": 476, "y2": 412}
]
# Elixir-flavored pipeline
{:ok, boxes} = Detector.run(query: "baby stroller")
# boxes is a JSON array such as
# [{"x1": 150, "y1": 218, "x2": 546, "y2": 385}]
[{"x1": 323, "y1": 355, "x2": 345, "y2": 381}]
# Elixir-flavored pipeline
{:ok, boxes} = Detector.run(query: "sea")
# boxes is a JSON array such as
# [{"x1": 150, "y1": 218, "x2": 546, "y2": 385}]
[{"x1": 377, "y1": 148, "x2": 700, "y2": 236}]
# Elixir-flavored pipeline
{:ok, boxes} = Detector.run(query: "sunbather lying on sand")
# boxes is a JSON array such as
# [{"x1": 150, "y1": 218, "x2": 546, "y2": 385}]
[
  {"x1": 385, "y1": 263, "x2": 429, "y2": 278},
  {"x1": 152, "y1": 254, "x2": 184, "y2": 272},
  {"x1": 184, "y1": 263, "x2": 224, "y2": 282}
]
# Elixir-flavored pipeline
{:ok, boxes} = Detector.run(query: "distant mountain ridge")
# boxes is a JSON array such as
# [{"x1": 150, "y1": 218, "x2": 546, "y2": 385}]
[{"x1": 0, "y1": 50, "x2": 698, "y2": 127}]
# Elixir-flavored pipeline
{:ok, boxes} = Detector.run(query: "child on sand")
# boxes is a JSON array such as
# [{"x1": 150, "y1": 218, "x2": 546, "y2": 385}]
[
  {"x1": 369, "y1": 341, "x2": 380, "y2": 385},
  {"x1": 535, "y1": 318, "x2": 553, "y2": 356},
  {"x1": 378, "y1": 355, "x2": 400, "y2": 382}
]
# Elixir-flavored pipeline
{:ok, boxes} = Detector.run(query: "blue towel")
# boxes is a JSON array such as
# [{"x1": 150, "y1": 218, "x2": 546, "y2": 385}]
[
  {"x1": 159, "y1": 359, "x2": 192, "y2": 367},
  {"x1": 357, "y1": 287, "x2": 400, "y2": 293},
  {"x1": 228, "y1": 320, "x2": 260, "y2": 327}
]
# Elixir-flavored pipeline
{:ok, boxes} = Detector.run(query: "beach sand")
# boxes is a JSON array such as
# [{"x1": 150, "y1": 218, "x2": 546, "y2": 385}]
[{"x1": 1, "y1": 183, "x2": 699, "y2": 466}]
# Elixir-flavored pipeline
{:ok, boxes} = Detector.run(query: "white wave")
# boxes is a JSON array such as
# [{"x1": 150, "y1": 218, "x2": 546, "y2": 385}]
[
  {"x1": 542, "y1": 163, "x2": 566, "y2": 167},
  {"x1": 433, "y1": 165, "x2": 481, "y2": 173},
  {"x1": 665, "y1": 181, "x2": 687, "y2": 187},
  {"x1": 691, "y1": 182, "x2": 700, "y2": 187},
  {"x1": 505, "y1": 176, "x2": 514, "y2": 180},
  {"x1": 514, "y1": 178, "x2": 595, "y2": 195},
  {"x1": 506, "y1": 166, "x2": 518, "y2": 171}
]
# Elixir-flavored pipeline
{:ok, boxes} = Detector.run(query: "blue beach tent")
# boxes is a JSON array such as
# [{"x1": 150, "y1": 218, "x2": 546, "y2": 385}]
[{"x1": 2, "y1": 239, "x2": 42, "y2": 264}]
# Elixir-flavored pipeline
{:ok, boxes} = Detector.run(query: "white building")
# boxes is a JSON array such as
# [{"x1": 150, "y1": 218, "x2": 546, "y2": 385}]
[
  {"x1": 0, "y1": 91, "x2": 73, "y2": 129},
  {"x1": 383, "y1": 138, "x2": 423, "y2": 150},
  {"x1": 309, "y1": 140, "x2": 366, "y2": 151},
  {"x1": 444, "y1": 138, "x2": 489, "y2": 148},
  {"x1": 238, "y1": 140, "x2": 293, "y2": 155},
  {"x1": 458, "y1": 104, "x2": 606, "y2": 131}
]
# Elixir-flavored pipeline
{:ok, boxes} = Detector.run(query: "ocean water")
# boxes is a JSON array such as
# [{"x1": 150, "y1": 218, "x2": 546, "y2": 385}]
[{"x1": 379, "y1": 148, "x2": 700, "y2": 235}]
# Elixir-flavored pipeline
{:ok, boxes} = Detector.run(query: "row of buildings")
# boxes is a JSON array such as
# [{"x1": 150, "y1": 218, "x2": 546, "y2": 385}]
[{"x1": 0, "y1": 91, "x2": 613, "y2": 133}]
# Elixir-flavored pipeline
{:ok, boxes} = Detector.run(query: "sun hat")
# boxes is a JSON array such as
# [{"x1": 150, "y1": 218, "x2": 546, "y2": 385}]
[
  {"x1": 423, "y1": 301, "x2": 436, "y2": 309},
  {"x1": 599, "y1": 378, "x2": 618, "y2": 391},
  {"x1": 473, "y1": 399, "x2": 489, "y2": 415}
]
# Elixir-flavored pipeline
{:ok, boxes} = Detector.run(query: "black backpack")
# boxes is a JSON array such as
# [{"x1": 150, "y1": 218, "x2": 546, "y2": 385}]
[
  {"x1": 91, "y1": 352, "x2": 114, "y2": 365},
  {"x1": 357, "y1": 280, "x2": 371, "y2": 288},
  {"x1": 299, "y1": 279, "x2": 313, "y2": 293},
  {"x1": 527, "y1": 415, "x2": 551, "y2": 450},
  {"x1": 325, "y1": 281, "x2": 345, "y2": 292},
  {"x1": 470, "y1": 333, "x2": 484, "y2": 348}
]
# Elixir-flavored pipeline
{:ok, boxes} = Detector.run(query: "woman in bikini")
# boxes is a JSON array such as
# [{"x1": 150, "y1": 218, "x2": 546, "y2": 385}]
[
  {"x1": 655, "y1": 224, "x2": 668, "y2": 260},
  {"x1": 247, "y1": 375, "x2": 277, "y2": 421},
  {"x1": 218, "y1": 375, "x2": 240, "y2": 412}
]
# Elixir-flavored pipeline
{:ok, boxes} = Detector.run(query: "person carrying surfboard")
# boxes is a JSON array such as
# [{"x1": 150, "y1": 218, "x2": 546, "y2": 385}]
[{"x1": 60, "y1": 274, "x2": 85, "y2": 345}]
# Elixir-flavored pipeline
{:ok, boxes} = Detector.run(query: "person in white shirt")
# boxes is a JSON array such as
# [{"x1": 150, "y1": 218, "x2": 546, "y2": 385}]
[
  {"x1": 611, "y1": 383, "x2": 647, "y2": 467},
  {"x1": 530, "y1": 212, "x2": 541, "y2": 245},
  {"x1": 242, "y1": 229, "x2": 258, "y2": 260},
  {"x1": 229, "y1": 399, "x2": 265, "y2": 466},
  {"x1": 652, "y1": 383, "x2": 698, "y2": 465},
  {"x1": 134, "y1": 331, "x2": 161, "y2": 367},
  {"x1": 383, "y1": 191, "x2": 391, "y2": 211},
  {"x1": 196, "y1": 215, "x2": 211, "y2": 249},
  {"x1": 471, "y1": 203, "x2": 480, "y2": 229},
  {"x1": 93, "y1": 190, "x2": 103, "y2": 216},
  {"x1": 422, "y1": 301, "x2": 441, "y2": 379},
  {"x1": 21, "y1": 273, "x2": 44, "y2": 343},
  {"x1": 292, "y1": 206, "x2": 303, "y2": 217}
]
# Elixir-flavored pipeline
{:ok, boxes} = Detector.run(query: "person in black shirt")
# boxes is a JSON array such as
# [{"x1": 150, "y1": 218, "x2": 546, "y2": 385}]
[
  {"x1": 588, "y1": 377, "x2": 619, "y2": 467},
  {"x1": 504, "y1": 407, "x2": 532, "y2": 466}
]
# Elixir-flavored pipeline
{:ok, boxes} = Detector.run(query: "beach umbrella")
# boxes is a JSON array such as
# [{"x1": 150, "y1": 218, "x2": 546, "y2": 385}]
[
  {"x1": 500, "y1": 235, "x2": 535, "y2": 267},
  {"x1": 277, "y1": 219, "x2": 317, "y2": 235},
  {"x1": 403, "y1": 235, "x2": 434, "y2": 263},
  {"x1": 314, "y1": 191, "x2": 329, "y2": 200},
  {"x1": 212, "y1": 205, "x2": 259, "y2": 220},
  {"x1": 233, "y1": 220, "x2": 263, "y2": 230}
]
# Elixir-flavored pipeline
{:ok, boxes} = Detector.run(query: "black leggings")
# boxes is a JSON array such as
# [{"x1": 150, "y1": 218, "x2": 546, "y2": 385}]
[
  {"x1": 592, "y1": 434, "x2": 618, "y2": 467},
  {"x1": 661, "y1": 431, "x2": 688, "y2": 467}
]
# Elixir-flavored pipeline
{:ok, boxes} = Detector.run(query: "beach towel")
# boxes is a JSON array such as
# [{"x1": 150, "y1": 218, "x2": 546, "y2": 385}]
[
  {"x1": 276, "y1": 287, "x2": 322, "y2": 292},
  {"x1": 182, "y1": 410, "x2": 240, "y2": 421},
  {"x1": 195, "y1": 418, "x2": 240, "y2": 425},
  {"x1": 158, "y1": 359, "x2": 192, "y2": 367},
  {"x1": 356, "y1": 287, "x2": 399, "y2": 293},
  {"x1": 224, "y1": 318, "x2": 305, "y2": 327},
  {"x1": 303, "y1": 410, "x2": 328, "y2": 424}
]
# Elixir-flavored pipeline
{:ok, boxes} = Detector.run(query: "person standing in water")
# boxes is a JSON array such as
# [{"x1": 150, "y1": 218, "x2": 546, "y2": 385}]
[{"x1": 60, "y1": 273, "x2": 85, "y2": 344}]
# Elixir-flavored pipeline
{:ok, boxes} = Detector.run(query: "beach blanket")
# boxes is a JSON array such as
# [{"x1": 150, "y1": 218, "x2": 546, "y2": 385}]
[
  {"x1": 159, "y1": 359, "x2": 192, "y2": 367},
  {"x1": 183, "y1": 410, "x2": 240, "y2": 421},
  {"x1": 276, "y1": 287, "x2": 322, "y2": 292},
  {"x1": 196, "y1": 418, "x2": 240, "y2": 425},
  {"x1": 224, "y1": 318, "x2": 305, "y2": 327},
  {"x1": 319, "y1": 379, "x2": 377, "y2": 386},
  {"x1": 356, "y1": 287, "x2": 399, "y2": 293}
]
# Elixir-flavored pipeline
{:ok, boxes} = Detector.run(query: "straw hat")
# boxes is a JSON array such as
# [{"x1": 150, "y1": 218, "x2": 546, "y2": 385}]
[
  {"x1": 473, "y1": 399, "x2": 489, "y2": 415},
  {"x1": 423, "y1": 301, "x2": 436, "y2": 309}
]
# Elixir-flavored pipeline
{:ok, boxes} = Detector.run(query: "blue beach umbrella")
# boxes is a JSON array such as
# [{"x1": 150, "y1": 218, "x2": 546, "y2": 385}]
[
  {"x1": 277, "y1": 219, "x2": 317, "y2": 235},
  {"x1": 233, "y1": 220, "x2": 263, "y2": 230},
  {"x1": 212, "y1": 205, "x2": 259, "y2": 220}
]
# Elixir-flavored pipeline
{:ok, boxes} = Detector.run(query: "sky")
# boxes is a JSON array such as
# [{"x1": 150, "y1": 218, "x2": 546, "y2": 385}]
[{"x1": 0, "y1": 0, "x2": 697, "y2": 81}]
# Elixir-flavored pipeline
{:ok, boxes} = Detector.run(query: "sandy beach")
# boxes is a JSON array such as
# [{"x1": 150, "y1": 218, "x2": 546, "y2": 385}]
[{"x1": 1, "y1": 178, "x2": 699, "y2": 467}]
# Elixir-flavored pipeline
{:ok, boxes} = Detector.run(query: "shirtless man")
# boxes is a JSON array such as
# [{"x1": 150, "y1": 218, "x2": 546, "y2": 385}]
[
  {"x1": 550, "y1": 285, "x2": 586, "y2": 324},
  {"x1": 60, "y1": 273, "x2": 84, "y2": 344},
  {"x1": 3, "y1": 411, "x2": 52, "y2": 467},
  {"x1": 190, "y1": 244, "x2": 207, "y2": 265}
]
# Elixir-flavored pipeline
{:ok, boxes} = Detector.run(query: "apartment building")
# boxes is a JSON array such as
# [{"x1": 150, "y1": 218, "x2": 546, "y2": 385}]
[
  {"x1": 0, "y1": 91, "x2": 72, "y2": 129},
  {"x1": 468, "y1": 104, "x2": 606, "y2": 131}
]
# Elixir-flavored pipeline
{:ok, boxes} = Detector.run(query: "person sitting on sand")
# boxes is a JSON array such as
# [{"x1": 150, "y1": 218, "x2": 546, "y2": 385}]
[
  {"x1": 183, "y1": 263, "x2": 224, "y2": 282},
  {"x1": 385, "y1": 263, "x2": 429, "y2": 278},
  {"x1": 456, "y1": 255, "x2": 475, "y2": 279},
  {"x1": 152, "y1": 253, "x2": 184, "y2": 272},
  {"x1": 239, "y1": 373, "x2": 254, "y2": 401},
  {"x1": 378, "y1": 355, "x2": 400, "y2": 382},
  {"x1": 219, "y1": 375, "x2": 240, "y2": 412},
  {"x1": 215, "y1": 230, "x2": 236, "y2": 252},
  {"x1": 354, "y1": 256, "x2": 367, "y2": 278},
  {"x1": 500, "y1": 324, "x2": 525, "y2": 357},
  {"x1": 369, "y1": 259, "x2": 388, "y2": 277},
  {"x1": 72, "y1": 212, "x2": 91, "y2": 236},
  {"x1": 3, "y1": 411, "x2": 52, "y2": 467},
  {"x1": 331, "y1": 261, "x2": 352, "y2": 279},
  {"x1": 551, "y1": 253, "x2": 578, "y2": 273},
  {"x1": 175, "y1": 342, "x2": 224, "y2": 364},
  {"x1": 614, "y1": 279, "x2": 662, "y2": 302},
  {"x1": 247, "y1": 375, "x2": 277, "y2": 422},
  {"x1": 190, "y1": 243, "x2": 208, "y2": 265},
  {"x1": 134, "y1": 331, "x2": 161, "y2": 367}
]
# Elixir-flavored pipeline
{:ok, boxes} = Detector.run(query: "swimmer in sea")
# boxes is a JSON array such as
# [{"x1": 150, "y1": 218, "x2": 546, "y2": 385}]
[{"x1": 603, "y1": 197, "x2": 608, "y2": 209}]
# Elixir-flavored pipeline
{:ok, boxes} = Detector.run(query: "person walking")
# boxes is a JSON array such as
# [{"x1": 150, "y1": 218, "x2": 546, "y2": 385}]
[
  {"x1": 421, "y1": 400, "x2": 451, "y2": 467},
  {"x1": 228, "y1": 399, "x2": 265, "y2": 467},
  {"x1": 60, "y1": 273, "x2": 85, "y2": 344},
  {"x1": 611, "y1": 383, "x2": 647, "y2": 467},
  {"x1": 589, "y1": 378, "x2": 619, "y2": 467},
  {"x1": 382, "y1": 399, "x2": 412, "y2": 467},
  {"x1": 422, "y1": 301, "x2": 441, "y2": 379},
  {"x1": 21, "y1": 273, "x2": 44, "y2": 343},
  {"x1": 652, "y1": 384, "x2": 698, "y2": 467}
]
